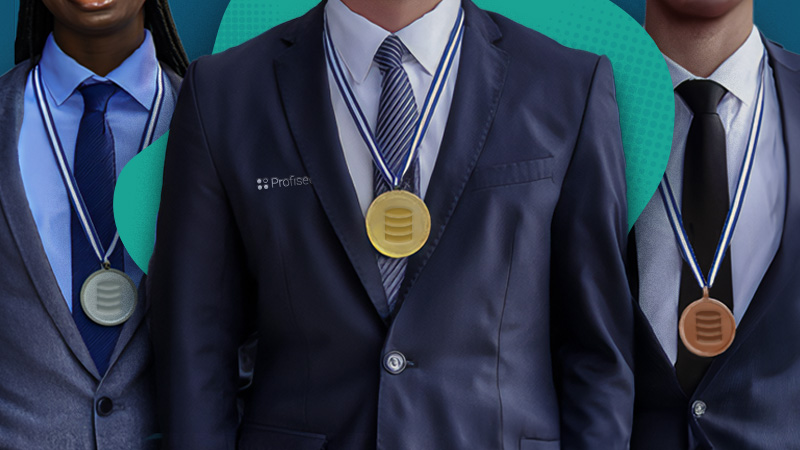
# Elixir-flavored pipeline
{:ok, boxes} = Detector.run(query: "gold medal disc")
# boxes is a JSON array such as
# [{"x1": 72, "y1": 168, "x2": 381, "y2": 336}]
[
  {"x1": 366, "y1": 190, "x2": 431, "y2": 258},
  {"x1": 679, "y1": 289, "x2": 736, "y2": 357}
]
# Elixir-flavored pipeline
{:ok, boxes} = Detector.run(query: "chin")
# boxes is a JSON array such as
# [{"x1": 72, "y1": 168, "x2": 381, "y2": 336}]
[{"x1": 655, "y1": 0, "x2": 749, "y2": 19}]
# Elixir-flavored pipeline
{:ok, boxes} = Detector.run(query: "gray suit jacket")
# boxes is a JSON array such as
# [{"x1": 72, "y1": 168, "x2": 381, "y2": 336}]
[{"x1": 0, "y1": 60, "x2": 180, "y2": 450}]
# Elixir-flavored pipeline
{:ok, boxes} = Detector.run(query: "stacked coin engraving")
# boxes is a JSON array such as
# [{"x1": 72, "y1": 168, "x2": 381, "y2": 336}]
[{"x1": 384, "y1": 208, "x2": 414, "y2": 244}]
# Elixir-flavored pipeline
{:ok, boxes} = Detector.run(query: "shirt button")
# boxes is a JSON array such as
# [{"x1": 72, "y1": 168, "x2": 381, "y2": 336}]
[
  {"x1": 692, "y1": 400, "x2": 707, "y2": 418},
  {"x1": 96, "y1": 397, "x2": 114, "y2": 417},
  {"x1": 383, "y1": 351, "x2": 407, "y2": 375}
]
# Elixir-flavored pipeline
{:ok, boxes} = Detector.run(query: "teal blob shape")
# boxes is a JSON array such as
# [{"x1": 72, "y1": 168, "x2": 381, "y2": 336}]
[
  {"x1": 115, "y1": 0, "x2": 674, "y2": 272},
  {"x1": 114, "y1": 132, "x2": 169, "y2": 272}
]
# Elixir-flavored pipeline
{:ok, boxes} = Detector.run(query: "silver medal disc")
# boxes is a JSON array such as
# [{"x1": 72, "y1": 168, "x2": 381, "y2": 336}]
[{"x1": 80, "y1": 268, "x2": 138, "y2": 326}]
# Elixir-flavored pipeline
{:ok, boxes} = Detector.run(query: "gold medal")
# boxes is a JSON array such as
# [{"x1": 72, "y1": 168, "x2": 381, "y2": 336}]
[
  {"x1": 365, "y1": 190, "x2": 431, "y2": 258},
  {"x1": 80, "y1": 267, "x2": 138, "y2": 327},
  {"x1": 679, "y1": 288, "x2": 735, "y2": 357}
]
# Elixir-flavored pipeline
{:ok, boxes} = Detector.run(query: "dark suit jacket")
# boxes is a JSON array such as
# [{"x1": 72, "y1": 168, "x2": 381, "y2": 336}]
[
  {"x1": 630, "y1": 38, "x2": 800, "y2": 450},
  {"x1": 0, "y1": 60, "x2": 180, "y2": 449},
  {"x1": 148, "y1": 2, "x2": 634, "y2": 449}
]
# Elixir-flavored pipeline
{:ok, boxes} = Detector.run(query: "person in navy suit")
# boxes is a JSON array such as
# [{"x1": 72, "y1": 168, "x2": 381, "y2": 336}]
[
  {"x1": 0, "y1": 0, "x2": 186, "y2": 448},
  {"x1": 148, "y1": 0, "x2": 635, "y2": 448},
  {"x1": 630, "y1": 0, "x2": 800, "y2": 448}
]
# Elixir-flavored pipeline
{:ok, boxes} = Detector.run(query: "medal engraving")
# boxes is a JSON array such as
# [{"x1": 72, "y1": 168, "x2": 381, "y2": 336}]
[
  {"x1": 366, "y1": 190, "x2": 431, "y2": 258},
  {"x1": 679, "y1": 290, "x2": 735, "y2": 357},
  {"x1": 80, "y1": 268, "x2": 138, "y2": 326}
]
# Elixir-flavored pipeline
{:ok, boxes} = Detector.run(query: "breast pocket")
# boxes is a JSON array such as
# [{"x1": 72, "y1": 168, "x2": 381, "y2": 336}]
[
  {"x1": 238, "y1": 423, "x2": 327, "y2": 450},
  {"x1": 468, "y1": 157, "x2": 554, "y2": 191},
  {"x1": 520, "y1": 437, "x2": 561, "y2": 450}
]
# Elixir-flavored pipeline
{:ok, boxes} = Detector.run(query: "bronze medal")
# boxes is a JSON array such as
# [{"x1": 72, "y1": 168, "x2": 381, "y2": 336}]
[
  {"x1": 365, "y1": 190, "x2": 431, "y2": 258},
  {"x1": 679, "y1": 288, "x2": 735, "y2": 357}
]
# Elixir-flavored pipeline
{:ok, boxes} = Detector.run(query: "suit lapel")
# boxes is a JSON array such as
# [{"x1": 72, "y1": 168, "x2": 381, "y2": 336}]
[
  {"x1": 398, "y1": 0, "x2": 509, "y2": 306},
  {"x1": 107, "y1": 67, "x2": 182, "y2": 370},
  {"x1": 274, "y1": 4, "x2": 390, "y2": 321},
  {"x1": 0, "y1": 62, "x2": 101, "y2": 380},
  {"x1": 697, "y1": 39, "x2": 800, "y2": 390}
]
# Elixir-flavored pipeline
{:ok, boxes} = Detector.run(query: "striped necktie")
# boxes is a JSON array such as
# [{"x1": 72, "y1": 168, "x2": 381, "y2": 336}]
[{"x1": 373, "y1": 35, "x2": 420, "y2": 313}]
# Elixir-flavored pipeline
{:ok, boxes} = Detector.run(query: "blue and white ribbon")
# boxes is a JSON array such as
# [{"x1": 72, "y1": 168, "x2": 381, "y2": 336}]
[
  {"x1": 33, "y1": 64, "x2": 165, "y2": 265},
  {"x1": 660, "y1": 52, "x2": 768, "y2": 290},
  {"x1": 323, "y1": 8, "x2": 465, "y2": 188}
]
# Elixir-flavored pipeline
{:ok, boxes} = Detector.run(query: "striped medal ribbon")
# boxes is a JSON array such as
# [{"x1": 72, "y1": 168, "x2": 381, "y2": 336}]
[
  {"x1": 33, "y1": 64, "x2": 165, "y2": 326},
  {"x1": 324, "y1": 8, "x2": 464, "y2": 258}
]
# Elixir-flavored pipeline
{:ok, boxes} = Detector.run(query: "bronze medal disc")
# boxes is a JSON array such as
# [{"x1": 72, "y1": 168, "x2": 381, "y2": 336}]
[
  {"x1": 679, "y1": 294, "x2": 736, "y2": 357},
  {"x1": 80, "y1": 268, "x2": 138, "y2": 327},
  {"x1": 365, "y1": 190, "x2": 431, "y2": 258}
]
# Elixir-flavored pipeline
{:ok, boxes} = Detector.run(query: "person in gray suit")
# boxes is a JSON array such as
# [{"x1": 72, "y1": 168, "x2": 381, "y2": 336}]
[{"x1": 0, "y1": 0, "x2": 186, "y2": 448}]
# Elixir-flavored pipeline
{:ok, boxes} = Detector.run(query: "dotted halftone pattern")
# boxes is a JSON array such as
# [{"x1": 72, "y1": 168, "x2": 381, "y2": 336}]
[
  {"x1": 212, "y1": 0, "x2": 673, "y2": 228},
  {"x1": 477, "y1": 0, "x2": 673, "y2": 228}
]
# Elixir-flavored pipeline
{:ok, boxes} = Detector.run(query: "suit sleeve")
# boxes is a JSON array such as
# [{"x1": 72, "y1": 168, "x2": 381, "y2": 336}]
[
  {"x1": 550, "y1": 55, "x2": 634, "y2": 449},
  {"x1": 148, "y1": 59, "x2": 251, "y2": 450}
]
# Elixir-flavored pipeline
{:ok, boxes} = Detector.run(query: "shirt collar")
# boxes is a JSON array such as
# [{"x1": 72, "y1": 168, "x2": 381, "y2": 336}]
[
  {"x1": 325, "y1": 0, "x2": 461, "y2": 84},
  {"x1": 39, "y1": 29, "x2": 160, "y2": 109},
  {"x1": 664, "y1": 25, "x2": 765, "y2": 107}
]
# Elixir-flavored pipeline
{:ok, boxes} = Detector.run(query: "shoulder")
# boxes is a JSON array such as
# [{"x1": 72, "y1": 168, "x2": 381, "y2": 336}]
[
  {"x1": 483, "y1": 8, "x2": 607, "y2": 87},
  {"x1": 183, "y1": 7, "x2": 316, "y2": 88},
  {"x1": 0, "y1": 61, "x2": 33, "y2": 127},
  {"x1": 0, "y1": 61, "x2": 33, "y2": 99},
  {"x1": 764, "y1": 37, "x2": 800, "y2": 72}
]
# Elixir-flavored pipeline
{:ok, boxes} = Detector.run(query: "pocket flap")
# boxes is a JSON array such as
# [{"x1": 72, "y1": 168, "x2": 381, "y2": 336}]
[
  {"x1": 520, "y1": 437, "x2": 561, "y2": 450},
  {"x1": 469, "y1": 157, "x2": 554, "y2": 190},
  {"x1": 238, "y1": 424, "x2": 327, "y2": 450}
]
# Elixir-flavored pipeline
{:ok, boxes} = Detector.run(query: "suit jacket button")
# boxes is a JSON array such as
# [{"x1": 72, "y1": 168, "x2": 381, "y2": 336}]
[
  {"x1": 96, "y1": 397, "x2": 114, "y2": 417},
  {"x1": 383, "y1": 351, "x2": 407, "y2": 375},
  {"x1": 692, "y1": 400, "x2": 707, "y2": 418}
]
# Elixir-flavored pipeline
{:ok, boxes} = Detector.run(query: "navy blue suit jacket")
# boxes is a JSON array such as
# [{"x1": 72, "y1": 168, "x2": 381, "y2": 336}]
[
  {"x1": 148, "y1": 2, "x2": 634, "y2": 449},
  {"x1": 630, "y1": 38, "x2": 800, "y2": 450}
]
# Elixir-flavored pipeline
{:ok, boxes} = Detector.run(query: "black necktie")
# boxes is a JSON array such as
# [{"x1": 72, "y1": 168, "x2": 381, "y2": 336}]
[{"x1": 674, "y1": 80, "x2": 734, "y2": 394}]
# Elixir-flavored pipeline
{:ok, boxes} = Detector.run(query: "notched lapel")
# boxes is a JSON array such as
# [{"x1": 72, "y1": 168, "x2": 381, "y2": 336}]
[
  {"x1": 397, "y1": 2, "x2": 509, "y2": 308},
  {"x1": 0, "y1": 63, "x2": 101, "y2": 380},
  {"x1": 274, "y1": 5, "x2": 390, "y2": 322},
  {"x1": 697, "y1": 41, "x2": 800, "y2": 390}
]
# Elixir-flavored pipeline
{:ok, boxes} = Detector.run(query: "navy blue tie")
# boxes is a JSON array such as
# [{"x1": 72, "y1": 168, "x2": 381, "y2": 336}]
[
  {"x1": 71, "y1": 82, "x2": 124, "y2": 376},
  {"x1": 373, "y1": 36, "x2": 420, "y2": 313}
]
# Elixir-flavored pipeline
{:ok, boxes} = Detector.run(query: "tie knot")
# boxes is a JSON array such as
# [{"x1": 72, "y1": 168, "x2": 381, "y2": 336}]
[
  {"x1": 78, "y1": 82, "x2": 118, "y2": 113},
  {"x1": 375, "y1": 35, "x2": 408, "y2": 72},
  {"x1": 676, "y1": 80, "x2": 728, "y2": 115}
]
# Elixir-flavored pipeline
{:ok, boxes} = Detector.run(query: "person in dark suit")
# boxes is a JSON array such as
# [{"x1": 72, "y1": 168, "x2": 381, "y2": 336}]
[
  {"x1": 0, "y1": 0, "x2": 186, "y2": 448},
  {"x1": 148, "y1": 0, "x2": 635, "y2": 448},
  {"x1": 630, "y1": 0, "x2": 800, "y2": 448}
]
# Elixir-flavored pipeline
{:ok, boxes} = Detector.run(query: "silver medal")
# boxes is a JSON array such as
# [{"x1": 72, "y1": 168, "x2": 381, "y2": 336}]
[{"x1": 80, "y1": 268, "x2": 137, "y2": 326}]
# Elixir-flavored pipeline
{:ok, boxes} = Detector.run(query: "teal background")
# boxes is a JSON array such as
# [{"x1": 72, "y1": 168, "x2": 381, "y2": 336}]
[{"x1": 2, "y1": 1, "x2": 800, "y2": 74}]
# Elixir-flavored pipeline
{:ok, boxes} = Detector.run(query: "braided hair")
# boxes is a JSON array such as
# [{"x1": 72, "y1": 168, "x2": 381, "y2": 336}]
[{"x1": 14, "y1": 0, "x2": 189, "y2": 76}]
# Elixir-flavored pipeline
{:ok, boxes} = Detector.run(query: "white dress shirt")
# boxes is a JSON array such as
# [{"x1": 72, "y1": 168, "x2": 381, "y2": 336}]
[
  {"x1": 636, "y1": 26, "x2": 786, "y2": 363},
  {"x1": 325, "y1": 0, "x2": 462, "y2": 214}
]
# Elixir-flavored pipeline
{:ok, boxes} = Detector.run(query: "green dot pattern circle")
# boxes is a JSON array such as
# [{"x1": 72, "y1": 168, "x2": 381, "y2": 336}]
[{"x1": 115, "y1": 0, "x2": 673, "y2": 272}]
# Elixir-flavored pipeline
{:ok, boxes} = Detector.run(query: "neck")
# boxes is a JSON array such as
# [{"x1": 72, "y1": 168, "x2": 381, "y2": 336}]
[
  {"x1": 51, "y1": 11, "x2": 146, "y2": 77},
  {"x1": 645, "y1": 1, "x2": 753, "y2": 77},
  {"x1": 342, "y1": 0, "x2": 441, "y2": 32}
]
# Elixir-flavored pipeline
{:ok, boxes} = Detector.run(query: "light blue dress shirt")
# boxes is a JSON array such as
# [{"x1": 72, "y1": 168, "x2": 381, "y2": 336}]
[
  {"x1": 17, "y1": 30, "x2": 176, "y2": 311},
  {"x1": 636, "y1": 27, "x2": 786, "y2": 364}
]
